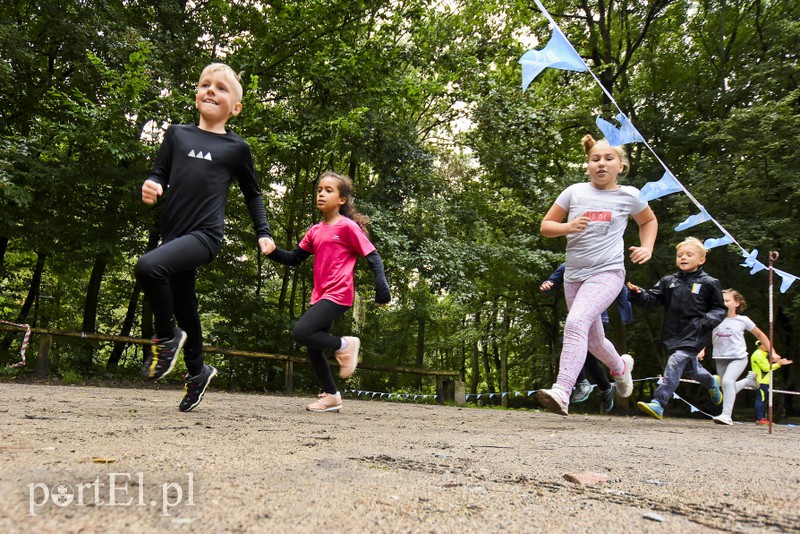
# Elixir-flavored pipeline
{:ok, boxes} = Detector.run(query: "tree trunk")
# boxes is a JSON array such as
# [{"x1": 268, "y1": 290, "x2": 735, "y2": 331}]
[
  {"x1": 415, "y1": 315, "x2": 425, "y2": 389},
  {"x1": 80, "y1": 255, "x2": 107, "y2": 371},
  {"x1": 1, "y1": 252, "x2": 46, "y2": 357},
  {"x1": 482, "y1": 340, "x2": 495, "y2": 393},
  {"x1": 469, "y1": 339, "x2": 480, "y2": 395},
  {"x1": 139, "y1": 229, "x2": 160, "y2": 341},
  {"x1": 499, "y1": 308, "x2": 510, "y2": 408},
  {"x1": 0, "y1": 236, "x2": 8, "y2": 273},
  {"x1": 106, "y1": 283, "x2": 142, "y2": 370}
]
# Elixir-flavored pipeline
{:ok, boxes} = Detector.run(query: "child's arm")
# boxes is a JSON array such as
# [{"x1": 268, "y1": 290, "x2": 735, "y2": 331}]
[
  {"x1": 702, "y1": 282, "x2": 728, "y2": 331},
  {"x1": 365, "y1": 251, "x2": 391, "y2": 304},
  {"x1": 751, "y1": 327, "x2": 782, "y2": 360},
  {"x1": 626, "y1": 280, "x2": 663, "y2": 308},
  {"x1": 540, "y1": 204, "x2": 591, "y2": 238},
  {"x1": 267, "y1": 247, "x2": 311, "y2": 267},
  {"x1": 540, "y1": 263, "x2": 566, "y2": 293},
  {"x1": 616, "y1": 284, "x2": 633, "y2": 324},
  {"x1": 629, "y1": 207, "x2": 657, "y2": 264}
]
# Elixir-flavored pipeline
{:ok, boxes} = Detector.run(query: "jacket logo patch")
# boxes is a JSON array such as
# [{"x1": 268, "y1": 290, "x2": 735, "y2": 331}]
[{"x1": 691, "y1": 283, "x2": 701, "y2": 294}]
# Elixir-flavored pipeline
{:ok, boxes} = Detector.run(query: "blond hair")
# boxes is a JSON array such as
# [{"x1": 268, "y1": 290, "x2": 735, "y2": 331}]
[
  {"x1": 723, "y1": 289, "x2": 748, "y2": 312},
  {"x1": 199, "y1": 63, "x2": 243, "y2": 103},
  {"x1": 676, "y1": 237, "x2": 708, "y2": 257},
  {"x1": 581, "y1": 134, "x2": 630, "y2": 178}
]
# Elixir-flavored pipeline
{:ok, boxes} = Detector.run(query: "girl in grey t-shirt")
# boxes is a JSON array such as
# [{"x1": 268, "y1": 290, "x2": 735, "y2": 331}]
[{"x1": 536, "y1": 134, "x2": 658, "y2": 416}]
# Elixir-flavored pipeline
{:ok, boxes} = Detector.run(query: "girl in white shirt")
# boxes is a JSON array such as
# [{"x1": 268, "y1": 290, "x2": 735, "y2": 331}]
[{"x1": 699, "y1": 289, "x2": 775, "y2": 425}]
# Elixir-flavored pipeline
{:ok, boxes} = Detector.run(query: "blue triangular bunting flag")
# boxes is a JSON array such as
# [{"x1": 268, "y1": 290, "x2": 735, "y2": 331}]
[
  {"x1": 519, "y1": 25, "x2": 587, "y2": 91},
  {"x1": 640, "y1": 171, "x2": 683, "y2": 201},
  {"x1": 675, "y1": 209, "x2": 712, "y2": 231}
]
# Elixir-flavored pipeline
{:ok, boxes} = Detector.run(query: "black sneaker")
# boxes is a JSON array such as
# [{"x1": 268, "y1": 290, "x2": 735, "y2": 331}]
[
  {"x1": 601, "y1": 383, "x2": 617, "y2": 413},
  {"x1": 179, "y1": 364, "x2": 217, "y2": 412},
  {"x1": 142, "y1": 328, "x2": 187, "y2": 380}
]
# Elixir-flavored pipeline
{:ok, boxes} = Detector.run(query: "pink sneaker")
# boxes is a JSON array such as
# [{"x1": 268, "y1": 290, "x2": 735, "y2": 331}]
[
  {"x1": 335, "y1": 336, "x2": 360, "y2": 378},
  {"x1": 306, "y1": 392, "x2": 342, "y2": 412}
]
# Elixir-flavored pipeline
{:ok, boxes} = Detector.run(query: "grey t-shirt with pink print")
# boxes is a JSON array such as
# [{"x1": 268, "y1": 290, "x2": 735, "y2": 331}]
[{"x1": 555, "y1": 182, "x2": 648, "y2": 283}]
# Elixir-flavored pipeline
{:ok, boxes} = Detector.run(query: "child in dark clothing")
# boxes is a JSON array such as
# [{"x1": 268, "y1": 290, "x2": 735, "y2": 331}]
[
  {"x1": 627, "y1": 237, "x2": 726, "y2": 420},
  {"x1": 135, "y1": 63, "x2": 275, "y2": 412}
]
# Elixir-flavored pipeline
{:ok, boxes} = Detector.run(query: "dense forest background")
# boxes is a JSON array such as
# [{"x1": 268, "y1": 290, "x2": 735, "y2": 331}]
[{"x1": 1, "y1": 0, "x2": 798, "y2": 413}]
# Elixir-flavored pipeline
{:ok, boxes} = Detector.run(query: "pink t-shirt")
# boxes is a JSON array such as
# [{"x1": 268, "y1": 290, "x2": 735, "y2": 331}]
[{"x1": 299, "y1": 217, "x2": 376, "y2": 306}]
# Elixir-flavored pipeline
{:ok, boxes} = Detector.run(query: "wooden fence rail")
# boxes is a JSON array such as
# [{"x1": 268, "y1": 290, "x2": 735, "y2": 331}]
[{"x1": 0, "y1": 323, "x2": 465, "y2": 404}]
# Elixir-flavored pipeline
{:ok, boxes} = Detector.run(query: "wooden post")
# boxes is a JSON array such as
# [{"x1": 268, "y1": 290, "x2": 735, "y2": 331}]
[
  {"x1": 436, "y1": 376, "x2": 444, "y2": 404},
  {"x1": 35, "y1": 334, "x2": 52, "y2": 379},
  {"x1": 284, "y1": 359, "x2": 293, "y2": 394},
  {"x1": 442, "y1": 380, "x2": 467, "y2": 406}
]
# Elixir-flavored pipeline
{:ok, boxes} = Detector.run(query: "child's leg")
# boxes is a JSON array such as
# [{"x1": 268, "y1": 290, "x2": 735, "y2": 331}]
[
  {"x1": 755, "y1": 384, "x2": 768, "y2": 420},
  {"x1": 557, "y1": 271, "x2": 624, "y2": 392},
  {"x1": 684, "y1": 354, "x2": 716, "y2": 389},
  {"x1": 653, "y1": 350, "x2": 694, "y2": 407},
  {"x1": 717, "y1": 359, "x2": 749, "y2": 417},
  {"x1": 292, "y1": 300, "x2": 349, "y2": 394},
  {"x1": 134, "y1": 235, "x2": 212, "y2": 339},
  {"x1": 172, "y1": 269, "x2": 203, "y2": 376},
  {"x1": 585, "y1": 353, "x2": 611, "y2": 391}
]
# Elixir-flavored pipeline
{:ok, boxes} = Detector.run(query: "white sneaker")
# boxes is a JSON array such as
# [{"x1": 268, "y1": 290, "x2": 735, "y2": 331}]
[
  {"x1": 536, "y1": 384, "x2": 569, "y2": 416},
  {"x1": 614, "y1": 354, "x2": 635, "y2": 398},
  {"x1": 335, "y1": 336, "x2": 360, "y2": 378},
  {"x1": 743, "y1": 371, "x2": 759, "y2": 391},
  {"x1": 306, "y1": 392, "x2": 342, "y2": 412},
  {"x1": 713, "y1": 413, "x2": 733, "y2": 425}
]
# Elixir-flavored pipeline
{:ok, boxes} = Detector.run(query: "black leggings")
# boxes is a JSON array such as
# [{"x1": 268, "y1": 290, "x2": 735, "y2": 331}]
[
  {"x1": 292, "y1": 299, "x2": 349, "y2": 395},
  {"x1": 134, "y1": 234, "x2": 213, "y2": 375},
  {"x1": 576, "y1": 353, "x2": 612, "y2": 392}
]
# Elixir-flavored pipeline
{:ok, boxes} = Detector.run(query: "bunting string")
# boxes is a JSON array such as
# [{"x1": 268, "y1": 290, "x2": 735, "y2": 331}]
[{"x1": 520, "y1": 0, "x2": 797, "y2": 292}]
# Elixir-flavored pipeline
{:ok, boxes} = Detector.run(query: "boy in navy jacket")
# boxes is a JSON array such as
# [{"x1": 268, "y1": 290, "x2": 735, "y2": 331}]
[{"x1": 627, "y1": 237, "x2": 726, "y2": 419}]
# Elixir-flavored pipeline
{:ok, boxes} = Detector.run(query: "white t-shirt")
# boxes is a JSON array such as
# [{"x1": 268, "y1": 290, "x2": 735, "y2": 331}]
[
  {"x1": 711, "y1": 315, "x2": 756, "y2": 359},
  {"x1": 555, "y1": 182, "x2": 648, "y2": 283}
]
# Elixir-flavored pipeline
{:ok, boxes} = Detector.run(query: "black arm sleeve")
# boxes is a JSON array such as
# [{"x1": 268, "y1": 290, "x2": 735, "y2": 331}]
[
  {"x1": 245, "y1": 195, "x2": 272, "y2": 239},
  {"x1": 365, "y1": 251, "x2": 391, "y2": 304},
  {"x1": 267, "y1": 247, "x2": 311, "y2": 267}
]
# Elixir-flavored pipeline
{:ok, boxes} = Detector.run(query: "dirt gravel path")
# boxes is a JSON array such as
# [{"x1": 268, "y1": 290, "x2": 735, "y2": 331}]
[{"x1": 0, "y1": 383, "x2": 798, "y2": 533}]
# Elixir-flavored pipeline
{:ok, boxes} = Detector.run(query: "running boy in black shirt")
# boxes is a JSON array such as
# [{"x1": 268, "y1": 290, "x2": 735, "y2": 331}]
[{"x1": 135, "y1": 63, "x2": 275, "y2": 412}]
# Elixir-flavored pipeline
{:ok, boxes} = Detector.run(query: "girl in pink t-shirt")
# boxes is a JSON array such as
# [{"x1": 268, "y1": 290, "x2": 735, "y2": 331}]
[{"x1": 268, "y1": 172, "x2": 391, "y2": 412}]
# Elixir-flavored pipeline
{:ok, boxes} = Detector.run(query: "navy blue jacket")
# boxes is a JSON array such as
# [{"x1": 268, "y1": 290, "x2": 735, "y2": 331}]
[{"x1": 628, "y1": 267, "x2": 726, "y2": 353}]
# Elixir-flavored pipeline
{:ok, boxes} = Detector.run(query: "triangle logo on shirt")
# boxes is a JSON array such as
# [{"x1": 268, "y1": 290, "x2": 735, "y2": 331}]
[{"x1": 187, "y1": 150, "x2": 212, "y2": 161}]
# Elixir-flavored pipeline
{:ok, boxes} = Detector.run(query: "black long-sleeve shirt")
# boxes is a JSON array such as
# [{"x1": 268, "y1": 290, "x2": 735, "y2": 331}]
[
  {"x1": 628, "y1": 267, "x2": 726, "y2": 353},
  {"x1": 148, "y1": 124, "x2": 271, "y2": 256}
]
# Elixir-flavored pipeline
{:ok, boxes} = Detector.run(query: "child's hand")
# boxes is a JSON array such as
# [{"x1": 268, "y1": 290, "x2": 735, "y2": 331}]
[
  {"x1": 258, "y1": 237, "x2": 276, "y2": 255},
  {"x1": 540, "y1": 280, "x2": 554, "y2": 292},
  {"x1": 628, "y1": 246, "x2": 653, "y2": 264},
  {"x1": 777, "y1": 358, "x2": 793, "y2": 366},
  {"x1": 626, "y1": 281, "x2": 642, "y2": 293},
  {"x1": 142, "y1": 180, "x2": 163, "y2": 205},
  {"x1": 697, "y1": 348, "x2": 706, "y2": 361},
  {"x1": 566, "y1": 216, "x2": 591, "y2": 233}
]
